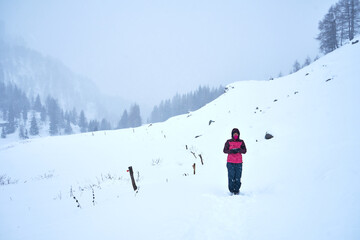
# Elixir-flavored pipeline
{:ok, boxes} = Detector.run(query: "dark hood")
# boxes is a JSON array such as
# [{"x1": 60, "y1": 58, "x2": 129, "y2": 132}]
[{"x1": 231, "y1": 128, "x2": 240, "y2": 139}]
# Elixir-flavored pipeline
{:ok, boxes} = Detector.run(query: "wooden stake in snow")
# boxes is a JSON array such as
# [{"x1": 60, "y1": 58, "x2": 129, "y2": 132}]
[
  {"x1": 199, "y1": 154, "x2": 204, "y2": 165},
  {"x1": 192, "y1": 163, "x2": 196, "y2": 175},
  {"x1": 128, "y1": 166, "x2": 138, "y2": 191}
]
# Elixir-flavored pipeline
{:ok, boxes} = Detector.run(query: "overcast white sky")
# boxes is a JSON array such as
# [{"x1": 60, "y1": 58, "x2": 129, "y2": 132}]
[{"x1": 0, "y1": 0, "x2": 336, "y2": 109}]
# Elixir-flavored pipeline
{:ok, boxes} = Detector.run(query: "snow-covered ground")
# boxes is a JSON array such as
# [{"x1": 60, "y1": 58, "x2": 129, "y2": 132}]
[{"x1": 1, "y1": 38, "x2": 360, "y2": 240}]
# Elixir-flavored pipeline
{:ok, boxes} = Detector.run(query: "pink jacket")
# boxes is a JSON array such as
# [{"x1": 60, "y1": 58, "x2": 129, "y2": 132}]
[{"x1": 223, "y1": 139, "x2": 247, "y2": 163}]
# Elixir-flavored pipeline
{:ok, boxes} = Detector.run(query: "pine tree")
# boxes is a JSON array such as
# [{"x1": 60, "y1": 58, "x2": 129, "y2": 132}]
[
  {"x1": 317, "y1": 6, "x2": 339, "y2": 54},
  {"x1": 47, "y1": 97, "x2": 61, "y2": 136},
  {"x1": 70, "y1": 108, "x2": 78, "y2": 125},
  {"x1": 22, "y1": 108, "x2": 28, "y2": 123},
  {"x1": 33, "y1": 94, "x2": 42, "y2": 112},
  {"x1": 317, "y1": 0, "x2": 360, "y2": 54},
  {"x1": 40, "y1": 106, "x2": 47, "y2": 122},
  {"x1": 302, "y1": 56, "x2": 312, "y2": 68},
  {"x1": 29, "y1": 115, "x2": 39, "y2": 135},
  {"x1": 79, "y1": 110, "x2": 88, "y2": 133},
  {"x1": 128, "y1": 104, "x2": 142, "y2": 128},
  {"x1": 19, "y1": 125, "x2": 27, "y2": 139},
  {"x1": 1, "y1": 127, "x2": 6, "y2": 138},
  {"x1": 64, "y1": 119, "x2": 73, "y2": 135},
  {"x1": 6, "y1": 106, "x2": 16, "y2": 134},
  {"x1": 341, "y1": 0, "x2": 360, "y2": 41},
  {"x1": 118, "y1": 110, "x2": 129, "y2": 129},
  {"x1": 100, "y1": 118, "x2": 111, "y2": 130},
  {"x1": 337, "y1": 0, "x2": 348, "y2": 45},
  {"x1": 150, "y1": 106, "x2": 160, "y2": 123},
  {"x1": 88, "y1": 120, "x2": 99, "y2": 132},
  {"x1": 58, "y1": 109, "x2": 65, "y2": 129},
  {"x1": 49, "y1": 119, "x2": 58, "y2": 135},
  {"x1": 0, "y1": 82, "x2": 5, "y2": 112}
]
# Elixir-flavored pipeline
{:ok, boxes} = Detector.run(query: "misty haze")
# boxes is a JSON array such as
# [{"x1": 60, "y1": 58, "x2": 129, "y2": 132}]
[{"x1": 1, "y1": 0, "x2": 360, "y2": 239}]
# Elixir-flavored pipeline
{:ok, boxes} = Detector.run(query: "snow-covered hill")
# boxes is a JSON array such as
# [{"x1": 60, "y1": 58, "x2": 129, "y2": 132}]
[{"x1": 1, "y1": 38, "x2": 360, "y2": 240}]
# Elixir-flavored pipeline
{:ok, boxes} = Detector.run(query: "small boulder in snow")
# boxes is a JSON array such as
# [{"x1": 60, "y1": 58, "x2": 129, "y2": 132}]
[{"x1": 265, "y1": 132, "x2": 274, "y2": 140}]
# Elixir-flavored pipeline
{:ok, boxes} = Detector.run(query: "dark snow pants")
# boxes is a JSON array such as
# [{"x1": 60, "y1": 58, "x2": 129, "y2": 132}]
[{"x1": 227, "y1": 162, "x2": 242, "y2": 194}]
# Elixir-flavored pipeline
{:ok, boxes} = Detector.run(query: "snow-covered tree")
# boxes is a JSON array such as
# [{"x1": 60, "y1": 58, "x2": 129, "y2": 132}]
[
  {"x1": 40, "y1": 106, "x2": 47, "y2": 122},
  {"x1": 79, "y1": 110, "x2": 88, "y2": 133},
  {"x1": 33, "y1": 94, "x2": 43, "y2": 112},
  {"x1": 64, "y1": 119, "x2": 73, "y2": 135},
  {"x1": 29, "y1": 115, "x2": 39, "y2": 135},
  {"x1": 1, "y1": 127, "x2": 6, "y2": 138},
  {"x1": 6, "y1": 106, "x2": 16, "y2": 134},
  {"x1": 19, "y1": 125, "x2": 28, "y2": 139},
  {"x1": 47, "y1": 97, "x2": 61, "y2": 136}
]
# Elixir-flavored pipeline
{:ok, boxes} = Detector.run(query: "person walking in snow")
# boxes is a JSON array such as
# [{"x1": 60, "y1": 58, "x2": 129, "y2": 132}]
[{"x1": 223, "y1": 128, "x2": 247, "y2": 195}]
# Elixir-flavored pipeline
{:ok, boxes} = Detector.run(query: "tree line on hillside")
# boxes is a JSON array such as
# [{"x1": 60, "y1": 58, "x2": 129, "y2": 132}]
[
  {"x1": 116, "y1": 104, "x2": 142, "y2": 129},
  {"x1": 1, "y1": 80, "x2": 224, "y2": 140},
  {"x1": 317, "y1": 0, "x2": 360, "y2": 54},
  {"x1": 275, "y1": 55, "x2": 319, "y2": 79},
  {"x1": 272, "y1": 0, "x2": 359, "y2": 79},
  {"x1": 0, "y1": 81, "x2": 143, "y2": 139},
  {"x1": 149, "y1": 85, "x2": 224, "y2": 123}
]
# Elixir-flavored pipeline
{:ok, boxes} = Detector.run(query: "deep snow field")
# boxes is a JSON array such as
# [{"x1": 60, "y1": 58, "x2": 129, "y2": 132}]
[{"x1": 1, "y1": 38, "x2": 360, "y2": 240}]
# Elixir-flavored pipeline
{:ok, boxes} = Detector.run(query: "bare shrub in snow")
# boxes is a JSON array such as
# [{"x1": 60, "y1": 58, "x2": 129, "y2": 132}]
[
  {"x1": 0, "y1": 175, "x2": 18, "y2": 185},
  {"x1": 152, "y1": 158, "x2": 162, "y2": 166}
]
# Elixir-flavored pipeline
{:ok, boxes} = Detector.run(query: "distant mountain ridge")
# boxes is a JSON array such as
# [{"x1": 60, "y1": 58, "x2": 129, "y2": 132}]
[{"x1": 0, "y1": 38, "x2": 126, "y2": 121}]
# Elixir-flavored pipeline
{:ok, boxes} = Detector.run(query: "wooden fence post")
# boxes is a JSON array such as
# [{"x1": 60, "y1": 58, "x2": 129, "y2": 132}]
[
  {"x1": 192, "y1": 163, "x2": 196, "y2": 175},
  {"x1": 128, "y1": 166, "x2": 138, "y2": 191},
  {"x1": 199, "y1": 154, "x2": 204, "y2": 165}
]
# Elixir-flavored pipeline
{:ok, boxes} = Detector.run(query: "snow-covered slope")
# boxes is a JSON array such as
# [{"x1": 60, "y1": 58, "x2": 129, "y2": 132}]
[{"x1": 1, "y1": 38, "x2": 360, "y2": 240}]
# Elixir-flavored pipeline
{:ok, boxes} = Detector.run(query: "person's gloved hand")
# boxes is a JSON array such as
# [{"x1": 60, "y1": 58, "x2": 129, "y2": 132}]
[
  {"x1": 229, "y1": 149, "x2": 237, "y2": 154},
  {"x1": 229, "y1": 148, "x2": 241, "y2": 154}
]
